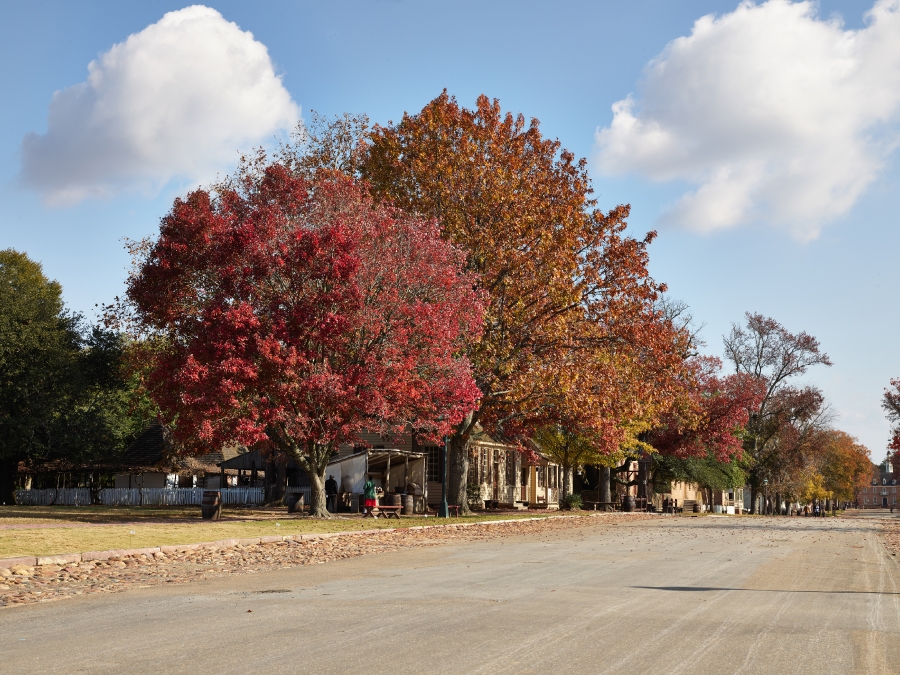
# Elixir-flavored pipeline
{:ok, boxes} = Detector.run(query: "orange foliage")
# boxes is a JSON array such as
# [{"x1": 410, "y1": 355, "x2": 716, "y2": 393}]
[{"x1": 361, "y1": 92, "x2": 687, "y2": 503}]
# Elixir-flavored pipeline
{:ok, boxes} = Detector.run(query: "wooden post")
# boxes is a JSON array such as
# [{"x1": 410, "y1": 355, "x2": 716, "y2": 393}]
[
  {"x1": 385, "y1": 453, "x2": 392, "y2": 493},
  {"x1": 404, "y1": 454, "x2": 409, "y2": 490}
]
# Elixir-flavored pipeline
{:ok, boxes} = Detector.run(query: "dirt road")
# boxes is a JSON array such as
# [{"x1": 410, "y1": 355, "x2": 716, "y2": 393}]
[{"x1": 1, "y1": 515, "x2": 898, "y2": 674}]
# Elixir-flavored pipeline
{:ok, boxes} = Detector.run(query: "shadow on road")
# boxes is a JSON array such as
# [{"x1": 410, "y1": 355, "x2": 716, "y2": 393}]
[{"x1": 633, "y1": 585, "x2": 900, "y2": 595}]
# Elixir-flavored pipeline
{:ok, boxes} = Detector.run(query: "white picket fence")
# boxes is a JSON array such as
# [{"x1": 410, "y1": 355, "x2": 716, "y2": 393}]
[
  {"x1": 15, "y1": 488, "x2": 92, "y2": 506},
  {"x1": 99, "y1": 487, "x2": 266, "y2": 506},
  {"x1": 99, "y1": 488, "x2": 202, "y2": 506},
  {"x1": 15, "y1": 487, "x2": 268, "y2": 507}
]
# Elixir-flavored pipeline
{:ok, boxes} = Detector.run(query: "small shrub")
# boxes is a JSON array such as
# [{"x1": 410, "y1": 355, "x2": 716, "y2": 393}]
[
  {"x1": 466, "y1": 483, "x2": 483, "y2": 509},
  {"x1": 561, "y1": 493, "x2": 583, "y2": 511}
]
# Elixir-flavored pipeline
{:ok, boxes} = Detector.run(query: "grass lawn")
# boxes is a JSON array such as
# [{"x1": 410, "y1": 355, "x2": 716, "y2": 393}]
[{"x1": 0, "y1": 505, "x2": 563, "y2": 559}]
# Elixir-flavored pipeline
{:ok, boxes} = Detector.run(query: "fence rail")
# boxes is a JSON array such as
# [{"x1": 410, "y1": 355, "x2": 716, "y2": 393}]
[{"x1": 16, "y1": 487, "x2": 268, "y2": 507}]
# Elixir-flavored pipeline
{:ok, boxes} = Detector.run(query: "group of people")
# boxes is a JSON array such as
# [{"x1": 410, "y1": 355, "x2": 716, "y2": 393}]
[
  {"x1": 324, "y1": 473, "x2": 381, "y2": 516},
  {"x1": 802, "y1": 503, "x2": 828, "y2": 517}
]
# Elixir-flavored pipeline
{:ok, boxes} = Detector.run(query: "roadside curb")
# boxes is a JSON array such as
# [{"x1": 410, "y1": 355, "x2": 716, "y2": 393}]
[{"x1": 0, "y1": 511, "x2": 647, "y2": 570}]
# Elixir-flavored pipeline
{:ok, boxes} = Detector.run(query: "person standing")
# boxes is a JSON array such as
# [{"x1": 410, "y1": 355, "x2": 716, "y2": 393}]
[
  {"x1": 363, "y1": 475, "x2": 377, "y2": 517},
  {"x1": 325, "y1": 474, "x2": 338, "y2": 513}
]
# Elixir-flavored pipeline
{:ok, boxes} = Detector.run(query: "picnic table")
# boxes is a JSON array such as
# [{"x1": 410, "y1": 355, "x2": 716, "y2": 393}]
[
  {"x1": 363, "y1": 505, "x2": 403, "y2": 519},
  {"x1": 583, "y1": 501, "x2": 618, "y2": 511}
]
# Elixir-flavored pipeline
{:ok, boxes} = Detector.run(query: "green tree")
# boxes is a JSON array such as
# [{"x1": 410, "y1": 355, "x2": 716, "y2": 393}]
[
  {"x1": 0, "y1": 250, "x2": 152, "y2": 501},
  {"x1": 653, "y1": 453, "x2": 748, "y2": 506},
  {"x1": 533, "y1": 426, "x2": 605, "y2": 501}
]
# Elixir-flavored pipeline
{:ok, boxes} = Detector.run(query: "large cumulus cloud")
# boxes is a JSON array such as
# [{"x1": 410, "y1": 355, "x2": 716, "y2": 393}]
[
  {"x1": 594, "y1": 0, "x2": 900, "y2": 240},
  {"x1": 20, "y1": 5, "x2": 300, "y2": 206}
]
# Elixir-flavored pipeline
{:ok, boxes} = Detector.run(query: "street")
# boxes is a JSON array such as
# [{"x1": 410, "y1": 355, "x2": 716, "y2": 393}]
[{"x1": 2, "y1": 515, "x2": 898, "y2": 674}]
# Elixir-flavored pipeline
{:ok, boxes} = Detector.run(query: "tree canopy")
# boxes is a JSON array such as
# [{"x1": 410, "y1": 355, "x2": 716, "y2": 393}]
[
  {"x1": 123, "y1": 166, "x2": 483, "y2": 516},
  {"x1": 723, "y1": 312, "x2": 832, "y2": 512},
  {"x1": 359, "y1": 92, "x2": 686, "y2": 511}
]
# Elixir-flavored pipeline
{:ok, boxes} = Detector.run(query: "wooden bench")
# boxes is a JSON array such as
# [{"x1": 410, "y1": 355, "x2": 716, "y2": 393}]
[
  {"x1": 363, "y1": 505, "x2": 402, "y2": 519},
  {"x1": 682, "y1": 500, "x2": 698, "y2": 515},
  {"x1": 584, "y1": 501, "x2": 618, "y2": 512},
  {"x1": 447, "y1": 505, "x2": 461, "y2": 517}
]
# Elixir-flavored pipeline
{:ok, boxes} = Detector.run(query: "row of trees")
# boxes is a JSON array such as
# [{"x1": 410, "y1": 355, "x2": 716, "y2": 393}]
[
  {"x1": 0, "y1": 250, "x2": 155, "y2": 501},
  {"x1": 2, "y1": 92, "x2": 875, "y2": 514},
  {"x1": 116, "y1": 95, "x2": 733, "y2": 517}
]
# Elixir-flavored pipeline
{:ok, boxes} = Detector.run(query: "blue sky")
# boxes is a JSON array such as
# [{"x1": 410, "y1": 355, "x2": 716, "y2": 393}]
[{"x1": 1, "y1": 0, "x2": 897, "y2": 457}]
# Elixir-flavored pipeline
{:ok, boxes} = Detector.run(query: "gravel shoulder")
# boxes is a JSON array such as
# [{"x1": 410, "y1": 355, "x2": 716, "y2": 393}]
[{"x1": 0, "y1": 512, "x2": 649, "y2": 608}]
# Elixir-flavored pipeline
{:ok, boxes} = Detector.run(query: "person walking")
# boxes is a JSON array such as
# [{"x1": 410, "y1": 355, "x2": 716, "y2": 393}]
[
  {"x1": 363, "y1": 475, "x2": 377, "y2": 517},
  {"x1": 325, "y1": 474, "x2": 338, "y2": 513}
]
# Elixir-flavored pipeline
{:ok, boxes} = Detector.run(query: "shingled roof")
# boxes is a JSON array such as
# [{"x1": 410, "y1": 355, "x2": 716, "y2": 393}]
[
  {"x1": 120, "y1": 423, "x2": 168, "y2": 468},
  {"x1": 118, "y1": 424, "x2": 242, "y2": 475}
]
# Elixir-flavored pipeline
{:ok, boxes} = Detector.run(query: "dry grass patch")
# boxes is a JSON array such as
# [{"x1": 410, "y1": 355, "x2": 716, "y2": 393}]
[{"x1": 0, "y1": 507, "x2": 565, "y2": 558}]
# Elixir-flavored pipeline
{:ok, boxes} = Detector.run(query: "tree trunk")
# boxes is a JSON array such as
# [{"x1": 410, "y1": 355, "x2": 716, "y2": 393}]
[
  {"x1": 599, "y1": 466, "x2": 611, "y2": 506},
  {"x1": 749, "y1": 486, "x2": 759, "y2": 515},
  {"x1": 305, "y1": 442, "x2": 335, "y2": 519},
  {"x1": 562, "y1": 465, "x2": 573, "y2": 502},
  {"x1": 274, "y1": 462, "x2": 287, "y2": 504},
  {"x1": 448, "y1": 433, "x2": 470, "y2": 515},
  {"x1": 0, "y1": 458, "x2": 18, "y2": 505},
  {"x1": 308, "y1": 470, "x2": 329, "y2": 518}
]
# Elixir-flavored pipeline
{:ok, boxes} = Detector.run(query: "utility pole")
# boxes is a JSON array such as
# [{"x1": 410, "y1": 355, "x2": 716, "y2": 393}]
[{"x1": 439, "y1": 435, "x2": 449, "y2": 518}]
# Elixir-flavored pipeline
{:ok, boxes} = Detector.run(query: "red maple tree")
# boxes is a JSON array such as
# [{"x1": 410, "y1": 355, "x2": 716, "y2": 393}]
[
  {"x1": 884, "y1": 378, "x2": 900, "y2": 452},
  {"x1": 647, "y1": 357, "x2": 767, "y2": 461},
  {"x1": 125, "y1": 166, "x2": 484, "y2": 516}
]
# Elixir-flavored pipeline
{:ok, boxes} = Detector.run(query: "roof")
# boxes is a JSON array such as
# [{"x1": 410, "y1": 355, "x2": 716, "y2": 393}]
[
  {"x1": 196, "y1": 445, "x2": 241, "y2": 467},
  {"x1": 117, "y1": 424, "x2": 240, "y2": 475},
  {"x1": 120, "y1": 424, "x2": 168, "y2": 468},
  {"x1": 468, "y1": 427, "x2": 525, "y2": 450},
  {"x1": 218, "y1": 447, "x2": 303, "y2": 470},
  {"x1": 328, "y1": 448, "x2": 425, "y2": 466}
]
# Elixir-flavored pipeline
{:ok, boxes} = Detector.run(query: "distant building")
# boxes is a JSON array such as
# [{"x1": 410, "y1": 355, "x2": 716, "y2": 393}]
[{"x1": 856, "y1": 460, "x2": 897, "y2": 508}]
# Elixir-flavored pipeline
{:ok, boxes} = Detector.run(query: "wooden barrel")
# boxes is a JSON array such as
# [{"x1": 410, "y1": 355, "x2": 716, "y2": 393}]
[
  {"x1": 201, "y1": 491, "x2": 221, "y2": 520},
  {"x1": 387, "y1": 493, "x2": 402, "y2": 507},
  {"x1": 402, "y1": 494, "x2": 414, "y2": 515}
]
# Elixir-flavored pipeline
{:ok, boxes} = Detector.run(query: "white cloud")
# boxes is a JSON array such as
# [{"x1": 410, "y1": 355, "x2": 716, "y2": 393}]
[
  {"x1": 594, "y1": 0, "x2": 900, "y2": 240},
  {"x1": 20, "y1": 5, "x2": 300, "y2": 206}
]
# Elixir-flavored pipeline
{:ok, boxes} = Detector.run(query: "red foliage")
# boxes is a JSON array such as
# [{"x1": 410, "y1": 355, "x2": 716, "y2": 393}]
[
  {"x1": 127, "y1": 166, "x2": 484, "y2": 466},
  {"x1": 648, "y1": 357, "x2": 766, "y2": 461}
]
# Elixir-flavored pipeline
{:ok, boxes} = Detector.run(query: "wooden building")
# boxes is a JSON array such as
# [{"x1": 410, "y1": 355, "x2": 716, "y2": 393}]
[
  {"x1": 331, "y1": 429, "x2": 560, "y2": 510},
  {"x1": 112, "y1": 424, "x2": 239, "y2": 489}
]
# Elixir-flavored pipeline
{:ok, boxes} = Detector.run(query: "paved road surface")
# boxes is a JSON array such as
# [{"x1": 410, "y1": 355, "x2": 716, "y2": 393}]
[{"x1": 2, "y1": 516, "x2": 898, "y2": 674}]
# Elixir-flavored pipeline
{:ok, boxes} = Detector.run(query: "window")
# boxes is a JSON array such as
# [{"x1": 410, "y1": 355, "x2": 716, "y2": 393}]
[
  {"x1": 425, "y1": 446, "x2": 442, "y2": 483},
  {"x1": 884, "y1": 479, "x2": 888, "y2": 485},
  {"x1": 506, "y1": 452, "x2": 517, "y2": 486}
]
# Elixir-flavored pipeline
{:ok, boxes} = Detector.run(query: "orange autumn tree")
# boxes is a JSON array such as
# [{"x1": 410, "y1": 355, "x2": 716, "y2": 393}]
[
  {"x1": 360, "y1": 92, "x2": 685, "y2": 512},
  {"x1": 819, "y1": 431, "x2": 872, "y2": 504}
]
